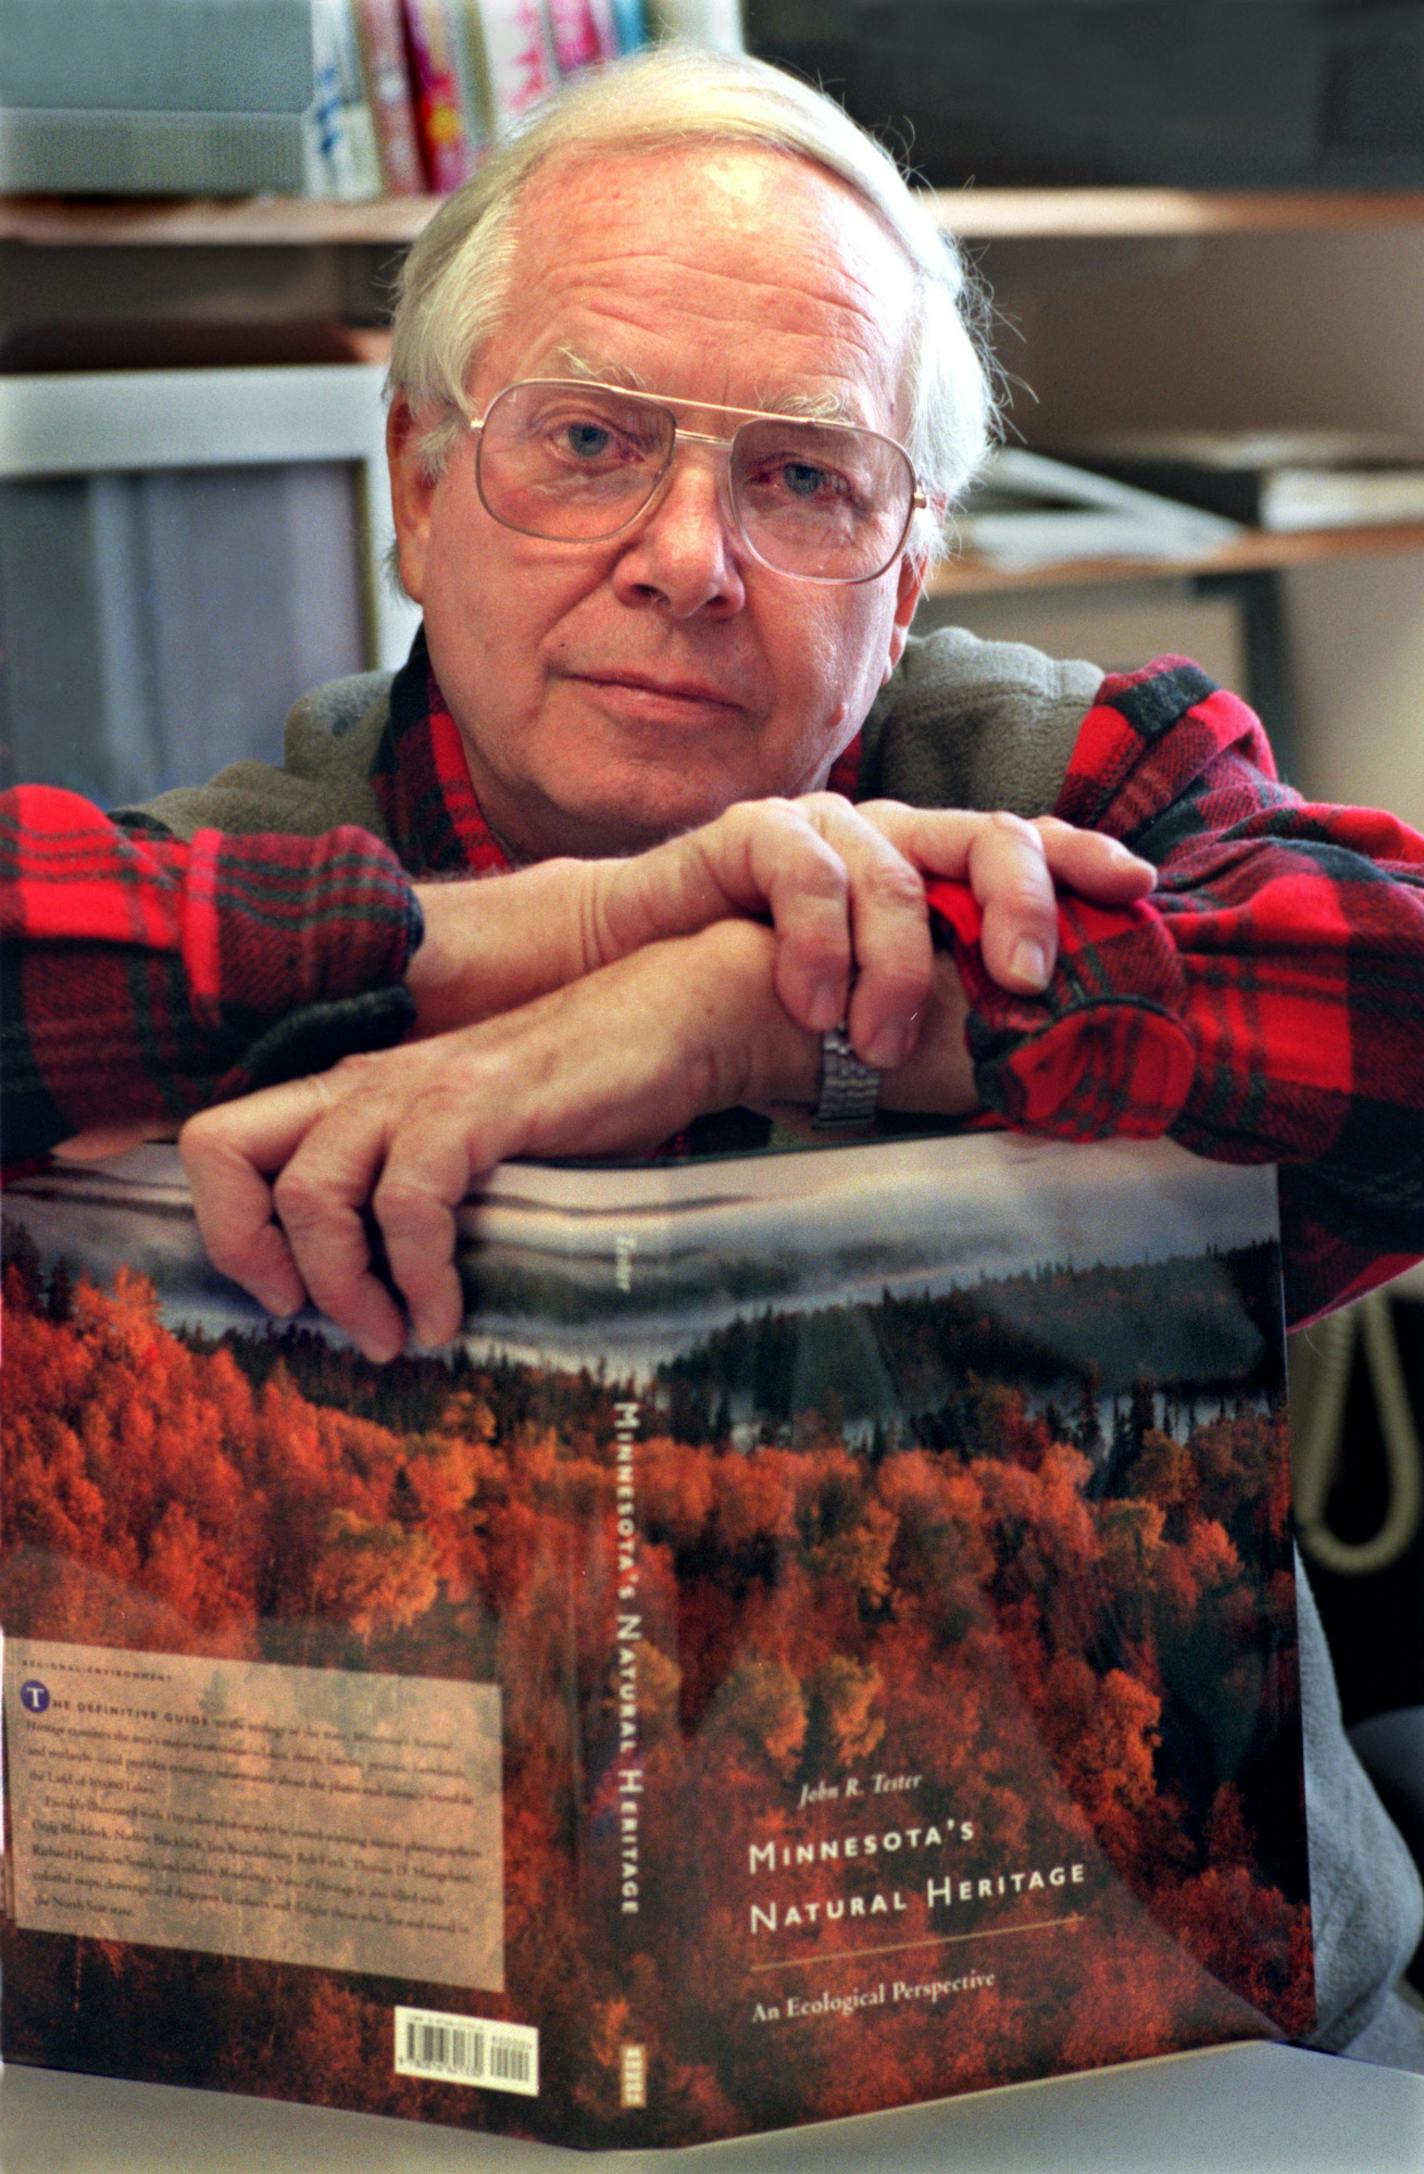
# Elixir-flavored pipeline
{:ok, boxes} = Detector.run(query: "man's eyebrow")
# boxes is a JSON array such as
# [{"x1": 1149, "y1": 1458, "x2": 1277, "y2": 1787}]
[
  {"x1": 548, "y1": 348, "x2": 654, "y2": 392},
  {"x1": 758, "y1": 387, "x2": 864, "y2": 427}
]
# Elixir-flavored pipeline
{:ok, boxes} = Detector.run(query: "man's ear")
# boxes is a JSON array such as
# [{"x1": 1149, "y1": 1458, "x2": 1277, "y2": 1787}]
[
  {"x1": 883, "y1": 550, "x2": 928, "y2": 683},
  {"x1": 386, "y1": 394, "x2": 437, "y2": 604}
]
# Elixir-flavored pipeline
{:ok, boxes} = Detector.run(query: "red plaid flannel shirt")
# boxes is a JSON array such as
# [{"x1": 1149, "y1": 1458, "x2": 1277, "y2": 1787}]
[{"x1": 4, "y1": 653, "x2": 1423, "y2": 1328}]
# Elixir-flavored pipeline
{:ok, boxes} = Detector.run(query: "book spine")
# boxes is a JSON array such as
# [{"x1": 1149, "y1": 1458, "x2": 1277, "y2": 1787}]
[
  {"x1": 355, "y1": 0, "x2": 426, "y2": 194},
  {"x1": 645, "y1": 0, "x2": 743, "y2": 47},
  {"x1": 608, "y1": 0, "x2": 648, "y2": 50},
  {"x1": 403, "y1": 0, "x2": 482, "y2": 191},
  {"x1": 546, "y1": 0, "x2": 619, "y2": 72},
  {"x1": 473, "y1": 0, "x2": 560, "y2": 134},
  {"x1": 306, "y1": 0, "x2": 385, "y2": 199}
]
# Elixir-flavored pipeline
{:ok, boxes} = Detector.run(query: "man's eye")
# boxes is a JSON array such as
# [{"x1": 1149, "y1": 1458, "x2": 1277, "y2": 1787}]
[
  {"x1": 558, "y1": 420, "x2": 617, "y2": 461},
  {"x1": 748, "y1": 454, "x2": 856, "y2": 508},
  {"x1": 780, "y1": 460, "x2": 835, "y2": 498}
]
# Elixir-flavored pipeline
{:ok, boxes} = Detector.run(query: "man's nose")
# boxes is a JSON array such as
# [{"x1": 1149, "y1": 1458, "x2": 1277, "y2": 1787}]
[{"x1": 610, "y1": 446, "x2": 747, "y2": 618}]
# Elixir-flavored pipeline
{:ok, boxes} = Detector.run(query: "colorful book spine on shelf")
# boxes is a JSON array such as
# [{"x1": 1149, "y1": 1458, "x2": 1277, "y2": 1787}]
[
  {"x1": 355, "y1": 0, "x2": 426, "y2": 194},
  {"x1": 1, "y1": 1129, "x2": 1314, "y2": 2147},
  {"x1": 469, "y1": 0, "x2": 560, "y2": 134},
  {"x1": 305, "y1": 0, "x2": 385, "y2": 198},
  {"x1": 608, "y1": 0, "x2": 647, "y2": 48},
  {"x1": 403, "y1": 0, "x2": 484, "y2": 190},
  {"x1": 545, "y1": 0, "x2": 620, "y2": 72},
  {"x1": 646, "y1": 0, "x2": 743, "y2": 48}
]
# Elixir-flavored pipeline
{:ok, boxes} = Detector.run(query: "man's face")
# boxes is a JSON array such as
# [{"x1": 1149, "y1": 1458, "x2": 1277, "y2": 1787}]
[{"x1": 389, "y1": 144, "x2": 925, "y2": 861}]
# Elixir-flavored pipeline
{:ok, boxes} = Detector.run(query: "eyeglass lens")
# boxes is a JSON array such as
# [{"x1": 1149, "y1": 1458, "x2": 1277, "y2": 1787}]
[{"x1": 475, "y1": 381, "x2": 914, "y2": 582}]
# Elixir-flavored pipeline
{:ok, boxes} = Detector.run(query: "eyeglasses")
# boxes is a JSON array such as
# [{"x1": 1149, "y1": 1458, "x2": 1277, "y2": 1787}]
[{"x1": 467, "y1": 378, "x2": 925, "y2": 585}]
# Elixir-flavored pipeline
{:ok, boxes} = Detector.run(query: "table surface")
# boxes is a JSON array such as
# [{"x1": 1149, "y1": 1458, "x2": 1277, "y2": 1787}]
[{"x1": 3, "y1": 2042, "x2": 1422, "y2": 2174}]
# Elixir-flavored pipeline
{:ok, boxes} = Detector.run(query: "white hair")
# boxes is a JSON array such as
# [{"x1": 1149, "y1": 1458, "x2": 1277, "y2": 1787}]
[{"x1": 387, "y1": 45, "x2": 998, "y2": 558}]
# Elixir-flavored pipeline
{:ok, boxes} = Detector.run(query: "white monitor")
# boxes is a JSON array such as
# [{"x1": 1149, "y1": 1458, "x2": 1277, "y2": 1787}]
[{"x1": 0, "y1": 363, "x2": 421, "y2": 806}]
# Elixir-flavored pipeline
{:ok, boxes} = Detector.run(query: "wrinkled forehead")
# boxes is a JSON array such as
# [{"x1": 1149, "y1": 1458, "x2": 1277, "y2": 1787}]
[{"x1": 475, "y1": 142, "x2": 920, "y2": 435}]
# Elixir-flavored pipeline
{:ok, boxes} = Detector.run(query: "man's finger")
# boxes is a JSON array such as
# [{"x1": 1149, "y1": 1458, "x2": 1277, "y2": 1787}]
[
  {"x1": 1033, "y1": 816, "x2": 1157, "y2": 900},
  {"x1": 859, "y1": 802, "x2": 1155, "y2": 996},
  {"x1": 968, "y1": 812, "x2": 1058, "y2": 993},
  {"x1": 269, "y1": 1105, "x2": 411, "y2": 1364},
  {"x1": 793, "y1": 795, "x2": 935, "y2": 1065},
  {"x1": 372, "y1": 1124, "x2": 478, "y2": 1352},
  {"x1": 179, "y1": 1095, "x2": 314, "y2": 1319},
  {"x1": 718, "y1": 802, "x2": 853, "y2": 1033}
]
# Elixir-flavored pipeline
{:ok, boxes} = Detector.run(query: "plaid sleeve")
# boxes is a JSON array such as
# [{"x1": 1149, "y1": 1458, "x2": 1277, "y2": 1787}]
[
  {"x1": 924, "y1": 659, "x2": 1424, "y2": 1327},
  {"x1": 2, "y1": 785, "x2": 423, "y2": 1160}
]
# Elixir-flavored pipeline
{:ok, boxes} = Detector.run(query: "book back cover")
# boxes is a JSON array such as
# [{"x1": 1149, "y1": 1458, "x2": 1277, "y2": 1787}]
[{"x1": 1, "y1": 1130, "x2": 1314, "y2": 2146}]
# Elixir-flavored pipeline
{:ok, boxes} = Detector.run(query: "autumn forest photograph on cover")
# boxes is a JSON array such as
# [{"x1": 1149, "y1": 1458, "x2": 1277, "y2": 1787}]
[{"x1": 1, "y1": 1134, "x2": 1314, "y2": 2146}]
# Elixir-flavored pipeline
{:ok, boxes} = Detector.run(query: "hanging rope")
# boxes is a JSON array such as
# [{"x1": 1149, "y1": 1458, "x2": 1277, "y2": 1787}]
[{"x1": 1294, "y1": 1291, "x2": 1424, "y2": 1577}]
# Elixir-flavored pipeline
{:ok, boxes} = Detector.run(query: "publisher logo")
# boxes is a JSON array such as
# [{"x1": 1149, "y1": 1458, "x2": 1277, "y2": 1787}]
[
  {"x1": 19, "y1": 1680, "x2": 50, "y2": 1714},
  {"x1": 620, "y1": 2042, "x2": 647, "y2": 2110}
]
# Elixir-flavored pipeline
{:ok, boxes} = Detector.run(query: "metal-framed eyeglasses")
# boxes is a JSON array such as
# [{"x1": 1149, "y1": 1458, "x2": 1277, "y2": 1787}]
[{"x1": 467, "y1": 378, "x2": 926, "y2": 586}]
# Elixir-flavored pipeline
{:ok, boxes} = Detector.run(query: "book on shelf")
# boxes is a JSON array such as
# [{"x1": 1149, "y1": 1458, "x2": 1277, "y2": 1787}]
[
  {"x1": 952, "y1": 447, "x2": 1242, "y2": 572},
  {"x1": 1048, "y1": 429, "x2": 1424, "y2": 534},
  {"x1": 647, "y1": 0, "x2": 744, "y2": 47},
  {"x1": 469, "y1": 0, "x2": 560, "y2": 135},
  {"x1": 305, "y1": 0, "x2": 385, "y2": 198},
  {"x1": 545, "y1": 0, "x2": 621, "y2": 72},
  {"x1": 354, "y1": 0, "x2": 427, "y2": 194},
  {"x1": 403, "y1": 0, "x2": 486, "y2": 190},
  {"x1": 608, "y1": 0, "x2": 648, "y2": 49},
  {"x1": 1, "y1": 1128, "x2": 1314, "y2": 2148}
]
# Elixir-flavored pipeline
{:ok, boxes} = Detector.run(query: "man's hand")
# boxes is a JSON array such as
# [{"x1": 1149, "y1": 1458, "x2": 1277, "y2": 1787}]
[
  {"x1": 178, "y1": 920, "x2": 981, "y2": 1363},
  {"x1": 412, "y1": 797, "x2": 1154, "y2": 1069},
  {"x1": 180, "y1": 920, "x2": 845, "y2": 1362}
]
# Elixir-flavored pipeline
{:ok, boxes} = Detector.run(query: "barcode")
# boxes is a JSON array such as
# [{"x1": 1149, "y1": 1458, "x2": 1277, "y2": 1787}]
[{"x1": 394, "y1": 2006, "x2": 538, "y2": 2097}]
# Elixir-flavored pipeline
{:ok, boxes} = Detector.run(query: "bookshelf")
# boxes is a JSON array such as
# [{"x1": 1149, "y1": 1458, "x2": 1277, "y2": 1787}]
[
  {"x1": 929, "y1": 520, "x2": 1424, "y2": 598},
  {"x1": 7, "y1": 185, "x2": 1424, "y2": 248}
]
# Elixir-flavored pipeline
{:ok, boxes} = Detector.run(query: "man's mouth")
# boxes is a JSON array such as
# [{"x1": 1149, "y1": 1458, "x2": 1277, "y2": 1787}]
[{"x1": 570, "y1": 670, "x2": 747, "y2": 723}]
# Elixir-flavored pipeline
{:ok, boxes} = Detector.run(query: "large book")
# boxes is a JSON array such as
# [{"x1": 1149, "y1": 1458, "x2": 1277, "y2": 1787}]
[
  {"x1": 1, "y1": 1130, "x2": 1315, "y2": 2148},
  {"x1": 1051, "y1": 429, "x2": 1424, "y2": 534}
]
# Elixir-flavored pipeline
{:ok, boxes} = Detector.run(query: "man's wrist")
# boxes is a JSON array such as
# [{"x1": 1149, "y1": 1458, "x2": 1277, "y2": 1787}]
[
  {"x1": 875, "y1": 952, "x2": 977, "y2": 1116},
  {"x1": 685, "y1": 918, "x2": 821, "y2": 1112},
  {"x1": 406, "y1": 861, "x2": 588, "y2": 1037},
  {"x1": 692, "y1": 923, "x2": 976, "y2": 1123}
]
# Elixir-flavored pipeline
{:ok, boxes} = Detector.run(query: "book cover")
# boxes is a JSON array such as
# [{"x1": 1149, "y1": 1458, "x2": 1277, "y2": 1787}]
[
  {"x1": 1, "y1": 1131, "x2": 1314, "y2": 2148},
  {"x1": 1052, "y1": 430, "x2": 1424, "y2": 534},
  {"x1": 354, "y1": 0, "x2": 427, "y2": 194}
]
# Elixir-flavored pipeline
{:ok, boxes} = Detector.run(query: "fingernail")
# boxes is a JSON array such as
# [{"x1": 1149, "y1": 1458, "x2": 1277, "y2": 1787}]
[
  {"x1": 863, "y1": 1018, "x2": 912, "y2": 1069},
  {"x1": 808, "y1": 980, "x2": 844, "y2": 1031},
  {"x1": 1011, "y1": 939, "x2": 1049, "y2": 989}
]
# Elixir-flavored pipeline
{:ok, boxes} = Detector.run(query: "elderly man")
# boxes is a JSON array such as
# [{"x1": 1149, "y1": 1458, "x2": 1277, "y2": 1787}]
[{"x1": 4, "y1": 46, "x2": 1424, "y2": 2070}]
